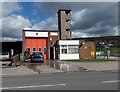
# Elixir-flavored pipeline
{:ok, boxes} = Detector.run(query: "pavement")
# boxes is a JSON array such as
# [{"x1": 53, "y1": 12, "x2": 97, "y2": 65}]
[
  {"x1": 1, "y1": 56, "x2": 119, "y2": 76},
  {"x1": 2, "y1": 71, "x2": 118, "y2": 90},
  {"x1": 61, "y1": 61, "x2": 118, "y2": 72},
  {"x1": 96, "y1": 56, "x2": 119, "y2": 61},
  {"x1": 2, "y1": 65, "x2": 38, "y2": 76},
  {"x1": 1, "y1": 61, "x2": 62, "y2": 76},
  {"x1": 58, "y1": 56, "x2": 119, "y2": 72},
  {"x1": 36, "y1": 65, "x2": 63, "y2": 74}
]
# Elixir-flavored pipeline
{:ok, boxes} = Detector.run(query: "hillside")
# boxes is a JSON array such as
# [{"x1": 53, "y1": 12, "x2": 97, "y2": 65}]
[{"x1": 72, "y1": 35, "x2": 120, "y2": 41}]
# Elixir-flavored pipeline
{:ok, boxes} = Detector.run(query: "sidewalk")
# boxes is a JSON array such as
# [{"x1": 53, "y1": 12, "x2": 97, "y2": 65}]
[
  {"x1": 1, "y1": 58, "x2": 119, "y2": 76},
  {"x1": 2, "y1": 65, "x2": 38, "y2": 76},
  {"x1": 96, "y1": 56, "x2": 119, "y2": 61},
  {"x1": 36, "y1": 65, "x2": 62, "y2": 74},
  {"x1": 2, "y1": 63, "x2": 62, "y2": 76},
  {"x1": 61, "y1": 61, "x2": 118, "y2": 72}
]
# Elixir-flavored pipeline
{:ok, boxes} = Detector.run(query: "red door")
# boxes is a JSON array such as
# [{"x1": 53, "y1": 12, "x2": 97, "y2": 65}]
[
  {"x1": 38, "y1": 38, "x2": 47, "y2": 59},
  {"x1": 31, "y1": 38, "x2": 38, "y2": 54},
  {"x1": 26, "y1": 38, "x2": 32, "y2": 54},
  {"x1": 26, "y1": 37, "x2": 47, "y2": 60}
]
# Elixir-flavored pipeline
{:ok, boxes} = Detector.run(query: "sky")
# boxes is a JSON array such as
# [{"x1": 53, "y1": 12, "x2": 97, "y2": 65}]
[{"x1": 1, "y1": 2, "x2": 118, "y2": 41}]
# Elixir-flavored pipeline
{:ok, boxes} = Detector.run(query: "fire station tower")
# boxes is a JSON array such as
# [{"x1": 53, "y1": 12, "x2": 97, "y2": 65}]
[{"x1": 57, "y1": 9, "x2": 72, "y2": 40}]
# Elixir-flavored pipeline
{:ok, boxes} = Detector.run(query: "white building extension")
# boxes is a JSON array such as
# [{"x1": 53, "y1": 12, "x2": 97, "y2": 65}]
[{"x1": 58, "y1": 40, "x2": 80, "y2": 60}]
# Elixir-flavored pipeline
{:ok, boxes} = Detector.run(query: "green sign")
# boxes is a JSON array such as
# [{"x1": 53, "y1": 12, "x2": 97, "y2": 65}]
[{"x1": 20, "y1": 53, "x2": 24, "y2": 61}]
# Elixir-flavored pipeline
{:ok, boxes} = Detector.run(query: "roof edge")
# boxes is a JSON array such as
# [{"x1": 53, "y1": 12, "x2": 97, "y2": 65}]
[{"x1": 22, "y1": 29, "x2": 58, "y2": 32}]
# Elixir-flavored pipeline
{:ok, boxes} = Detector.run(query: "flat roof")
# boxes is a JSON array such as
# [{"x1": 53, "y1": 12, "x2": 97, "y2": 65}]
[
  {"x1": 23, "y1": 29, "x2": 58, "y2": 32},
  {"x1": 58, "y1": 40, "x2": 79, "y2": 45},
  {"x1": 57, "y1": 9, "x2": 71, "y2": 13}
]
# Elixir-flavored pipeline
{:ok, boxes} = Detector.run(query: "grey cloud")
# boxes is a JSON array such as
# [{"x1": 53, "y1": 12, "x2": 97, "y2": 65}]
[
  {"x1": 2, "y1": 2, "x2": 22, "y2": 18},
  {"x1": 72, "y1": 3, "x2": 117, "y2": 29},
  {"x1": 2, "y1": 14, "x2": 32, "y2": 38},
  {"x1": 35, "y1": 2, "x2": 118, "y2": 37},
  {"x1": 32, "y1": 15, "x2": 58, "y2": 30}
]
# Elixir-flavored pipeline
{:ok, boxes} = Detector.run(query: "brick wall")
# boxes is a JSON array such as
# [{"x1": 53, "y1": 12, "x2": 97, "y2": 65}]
[
  {"x1": 47, "y1": 32, "x2": 58, "y2": 59},
  {"x1": 80, "y1": 41, "x2": 96, "y2": 59}
]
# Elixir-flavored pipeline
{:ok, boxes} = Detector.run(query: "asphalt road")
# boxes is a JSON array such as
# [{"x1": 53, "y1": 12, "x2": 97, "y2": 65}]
[{"x1": 2, "y1": 71, "x2": 118, "y2": 90}]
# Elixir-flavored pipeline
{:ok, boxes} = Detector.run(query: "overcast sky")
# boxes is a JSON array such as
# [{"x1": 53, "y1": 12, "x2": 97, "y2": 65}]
[{"x1": 1, "y1": 2, "x2": 118, "y2": 41}]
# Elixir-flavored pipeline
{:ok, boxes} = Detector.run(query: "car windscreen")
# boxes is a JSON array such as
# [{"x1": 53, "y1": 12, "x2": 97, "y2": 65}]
[
  {"x1": 32, "y1": 53, "x2": 43, "y2": 58},
  {"x1": 2, "y1": 52, "x2": 9, "y2": 55}
]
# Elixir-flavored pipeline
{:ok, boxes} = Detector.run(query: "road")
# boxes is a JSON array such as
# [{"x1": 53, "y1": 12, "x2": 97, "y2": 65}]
[{"x1": 2, "y1": 71, "x2": 118, "y2": 90}]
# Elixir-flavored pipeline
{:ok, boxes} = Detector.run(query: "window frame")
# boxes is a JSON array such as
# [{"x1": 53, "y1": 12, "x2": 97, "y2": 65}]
[
  {"x1": 38, "y1": 48, "x2": 42, "y2": 52},
  {"x1": 61, "y1": 45, "x2": 67, "y2": 54},
  {"x1": 33, "y1": 48, "x2": 36, "y2": 52},
  {"x1": 68, "y1": 45, "x2": 79, "y2": 54}
]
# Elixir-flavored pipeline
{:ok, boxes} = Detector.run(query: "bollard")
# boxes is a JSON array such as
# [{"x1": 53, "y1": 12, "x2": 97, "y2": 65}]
[{"x1": 60, "y1": 64, "x2": 69, "y2": 72}]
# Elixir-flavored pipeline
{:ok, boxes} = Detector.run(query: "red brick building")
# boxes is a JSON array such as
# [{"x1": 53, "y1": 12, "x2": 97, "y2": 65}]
[
  {"x1": 22, "y1": 30, "x2": 58, "y2": 60},
  {"x1": 22, "y1": 9, "x2": 96, "y2": 60}
]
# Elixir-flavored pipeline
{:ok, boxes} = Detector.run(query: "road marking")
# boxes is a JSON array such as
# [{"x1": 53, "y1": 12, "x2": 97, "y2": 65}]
[
  {"x1": 0, "y1": 84, "x2": 66, "y2": 90},
  {"x1": 102, "y1": 80, "x2": 119, "y2": 83}
]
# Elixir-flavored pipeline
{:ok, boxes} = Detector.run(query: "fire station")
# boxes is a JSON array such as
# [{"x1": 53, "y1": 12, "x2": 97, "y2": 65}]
[
  {"x1": 22, "y1": 9, "x2": 96, "y2": 60},
  {"x1": 22, "y1": 30, "x2": 58, "y2": 60}
]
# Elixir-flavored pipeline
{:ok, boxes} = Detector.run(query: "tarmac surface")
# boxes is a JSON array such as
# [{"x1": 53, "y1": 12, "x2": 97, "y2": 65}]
[{"x1": 2, "y1": 71, "x2": 118, "y2": 90}]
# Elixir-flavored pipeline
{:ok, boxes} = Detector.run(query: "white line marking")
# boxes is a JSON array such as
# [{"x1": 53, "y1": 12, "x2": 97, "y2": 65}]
[
  {"x1": 102, "y1": 80, "x2": 119, "y2": 83},
  {"x1": 0, "y1": 84, "x2": 66, "y2": 90}
]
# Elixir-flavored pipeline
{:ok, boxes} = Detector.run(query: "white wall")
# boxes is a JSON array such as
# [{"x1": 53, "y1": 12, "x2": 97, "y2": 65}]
[
  {"x1": 50, "y1": 32, "x2": 58, "y2": 36},
  {"x1": 58, "y1": 40, "x2": 79, "y2": 45},
  {"x1": 58, "y1": 42, "x2": 80, "y2": 60},
  {"x1": 25, "y1": 31, "x2": 48, "y2": 37},
  {"x1": 59, "y1": 54, "x2": 79, "y2": 60}
]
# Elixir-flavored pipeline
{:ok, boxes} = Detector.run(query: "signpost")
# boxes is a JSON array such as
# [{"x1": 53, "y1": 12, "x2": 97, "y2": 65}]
[{"x1": 103, "y1": 45, "x2": 109, "y2": 59}]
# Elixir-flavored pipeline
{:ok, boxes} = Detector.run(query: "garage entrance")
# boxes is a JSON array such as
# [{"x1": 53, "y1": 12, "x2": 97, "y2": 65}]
[{"x1": 26, "y1": 37, "x2": 47, "y2": 60}]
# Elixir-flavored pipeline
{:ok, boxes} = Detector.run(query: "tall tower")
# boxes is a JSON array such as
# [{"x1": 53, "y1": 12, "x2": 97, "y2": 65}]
[{"x1": 57, "y1": 9, "x2": 72, "y2": 40}]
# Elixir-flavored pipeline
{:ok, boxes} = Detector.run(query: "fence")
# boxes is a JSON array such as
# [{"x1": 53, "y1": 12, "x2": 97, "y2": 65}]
[{"x1": 11, "y1": 54, "x2": 20, "y2": 67}]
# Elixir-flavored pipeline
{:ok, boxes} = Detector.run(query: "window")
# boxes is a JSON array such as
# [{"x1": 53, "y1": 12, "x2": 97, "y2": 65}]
[
  {"x1": 44, "y1": 48, "x2": 47, "y2": 54},
  {"x1": 32, "y1": 53, "x2": 43, "y2": 58},
  {"x1": 61, "y1": 45, "x2": 67, "y2": 54},
  {"x1": 38, "y1": 48, "x2": 41, "y2": 52},
  {"x1": 58, "y1": 47, "x2": 60, "y2": 54},
  {"x1": 65, "y1": 11, "x2": 70, "y2": 15},
  {"x1": 66, "y1": 29, "x2": 70, "y2": 31},
  {"x1": 66, "y1": 29, "x2": 70, "y2": 35},
  {"x1": 66, "y1": 20, "x2": 70, "y2": 25},
  {"x1": 68, "y1": 45, "x2": 79, "y2": 54},
  {"x1": 27, "y1": 48, "x2": 30, "y2": 54},
  {"x1": 33, "y1": 48, "x2": 36, "y2": 52}
]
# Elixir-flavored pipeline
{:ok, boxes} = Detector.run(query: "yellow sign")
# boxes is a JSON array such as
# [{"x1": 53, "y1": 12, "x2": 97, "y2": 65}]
[{"x1": 91, "y1": 51, "x2": 95, "y2": 56}]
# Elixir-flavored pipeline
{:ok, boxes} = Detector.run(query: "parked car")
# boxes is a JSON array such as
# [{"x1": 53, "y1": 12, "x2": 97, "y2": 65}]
[
  {"x1": 96, "y1": 51, "x2": 105, "y2": 56},
  {"x1": 31, "y1": 52, "x2": 44, "y2": 63},
  {"x1": 0, "y1": 51, "x2": 9, "y2": 60}
]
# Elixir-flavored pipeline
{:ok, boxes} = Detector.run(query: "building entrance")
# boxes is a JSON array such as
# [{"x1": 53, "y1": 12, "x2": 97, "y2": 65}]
[{"x1": 50, "y1": 47, "x2": 54, "y2": 60}]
